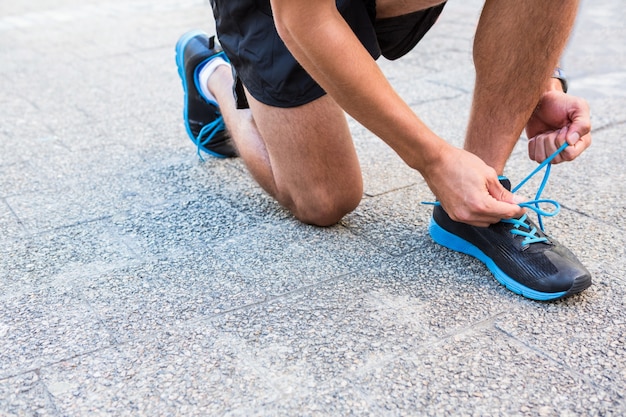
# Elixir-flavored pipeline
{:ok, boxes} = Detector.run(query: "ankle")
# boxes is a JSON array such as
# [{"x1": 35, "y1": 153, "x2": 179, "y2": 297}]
[
  {"x1": 206, "y1": 65, "x2": 235, "y2": 105},
  {"x1": 197, "y1": 56, "x2": 230, "y2": 103}
]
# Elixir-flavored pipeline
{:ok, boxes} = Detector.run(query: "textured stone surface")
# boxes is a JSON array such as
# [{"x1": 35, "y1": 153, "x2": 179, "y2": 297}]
[{"x1": 1, "y1": 0, "x2": 624, "y2": 415}]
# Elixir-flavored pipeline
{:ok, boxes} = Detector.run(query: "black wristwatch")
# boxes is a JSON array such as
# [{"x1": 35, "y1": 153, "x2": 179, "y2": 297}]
[{"x1": 552, "y1": 67, "x2": 568, "y2": 93}]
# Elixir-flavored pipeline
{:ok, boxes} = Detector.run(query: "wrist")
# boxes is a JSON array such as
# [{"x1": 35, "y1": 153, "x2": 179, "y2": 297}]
[{"x1": 419, "y1": 140, "x2": 456, "y2": 182}]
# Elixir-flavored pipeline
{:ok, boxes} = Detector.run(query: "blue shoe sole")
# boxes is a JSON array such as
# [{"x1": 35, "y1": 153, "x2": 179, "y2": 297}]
[
  {"x1": 175, "y1": 30, "x2": 228, "y2": 159},
  {"x1": 428, "y1": 217, "x2": 568, "y2": 301}
]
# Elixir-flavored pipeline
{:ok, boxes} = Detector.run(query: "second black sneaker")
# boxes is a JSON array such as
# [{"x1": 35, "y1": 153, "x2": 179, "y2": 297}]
[
  {"x1": 175, "y1": 30, "x2": 237, "y2": 158},
  {"x1": 428, "y1": 177, "x2": 592, "y2": 301}
]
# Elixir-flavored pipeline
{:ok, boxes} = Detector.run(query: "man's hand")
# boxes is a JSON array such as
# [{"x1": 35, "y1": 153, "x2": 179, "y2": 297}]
[
  {"x1": 526, "y1": 90, "x2": 592, "y2": 164},
  {"x1": 424, "y1": 146, "x2": 525, "y2": 227}
]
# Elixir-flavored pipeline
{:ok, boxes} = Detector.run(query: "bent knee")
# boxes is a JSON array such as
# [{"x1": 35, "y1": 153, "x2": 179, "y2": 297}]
[{"x1": 288, "y1": 185, "x2": 362, "y2": 227}]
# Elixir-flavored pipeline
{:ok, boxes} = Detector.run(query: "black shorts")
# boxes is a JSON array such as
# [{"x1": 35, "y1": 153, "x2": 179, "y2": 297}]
[{"x1": 210, "y1": 0, "x2": 446, "y2": 109}]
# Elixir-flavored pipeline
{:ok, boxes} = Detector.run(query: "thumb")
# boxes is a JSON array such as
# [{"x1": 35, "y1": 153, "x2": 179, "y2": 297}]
[
  {"x1": 565, "y1": 130, "x2": 580, "y2": 146},
  {"x1": 486, "y1": 180, "x2": 526, "y2": 219},
  {"x1": 566, "y1": 101, "x2": 591, "y2": 145},
  {"x1": 487, "y1": 179, "x2": 524, "y2": 205}
]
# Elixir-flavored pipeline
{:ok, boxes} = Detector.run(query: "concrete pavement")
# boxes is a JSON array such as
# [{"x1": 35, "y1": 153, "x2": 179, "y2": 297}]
[{"x1": 1, "y1": 0, "x2": 625, "y2": 415}]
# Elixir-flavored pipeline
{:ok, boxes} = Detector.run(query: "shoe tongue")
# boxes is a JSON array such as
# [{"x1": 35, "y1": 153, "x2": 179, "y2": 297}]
[{"x1": 498, "y1": 176, "x2": 511, "y2": 191}]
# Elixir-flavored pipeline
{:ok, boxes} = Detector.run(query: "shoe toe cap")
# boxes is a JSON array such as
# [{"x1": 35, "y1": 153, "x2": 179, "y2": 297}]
[{"x1": 541, "y1": 250, "x2": 592, "y2": 294}]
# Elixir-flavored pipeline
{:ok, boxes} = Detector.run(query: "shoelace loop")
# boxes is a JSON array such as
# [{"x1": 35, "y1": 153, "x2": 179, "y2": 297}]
[
  {"x1": 422, "y1": 141, "x2": 569, "y2": 245},
  {"x1": 512, "y1": 141, "x2": 569, "y2": 232},
  {"x1": 194, "y1": 115, "x2": 225, "y2": 161}
]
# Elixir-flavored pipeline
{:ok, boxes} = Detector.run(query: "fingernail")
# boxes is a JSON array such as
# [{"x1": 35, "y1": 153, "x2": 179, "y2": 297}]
[
  {"x1": 567, "y1": 132, "x2": 580, "y2": 144},
  {"x1": 513, "y1": 194, "x2": 525, "y2": 204}
]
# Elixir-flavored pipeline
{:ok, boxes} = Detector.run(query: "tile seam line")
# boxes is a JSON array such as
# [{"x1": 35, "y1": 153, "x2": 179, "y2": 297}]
[
  {"x1": 493, "y1": 322, "x2": 619, "y2": 398},
  {"x1": 0, "y1": 346, "x2": 113, "y2": 383}
]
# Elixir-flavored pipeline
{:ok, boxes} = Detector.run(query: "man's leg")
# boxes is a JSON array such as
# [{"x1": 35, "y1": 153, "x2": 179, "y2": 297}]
[
  {"x1": 208, "y1": 66, "x2": 363, "y2": 227},
  {"x1": 427, "y1": 0, "x2": 591, "y2": 301},
  {"x1": 466, "y1": 0, "x2": 580, "y2": 173}
]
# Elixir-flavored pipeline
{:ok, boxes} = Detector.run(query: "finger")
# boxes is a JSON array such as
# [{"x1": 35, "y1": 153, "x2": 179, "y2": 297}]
[
  {"x1": 488, "y1": 199, "x2": 526, "y2": 221},
  {"x1": 544, "y1": 129, "x2": 561, "y2": 163},
  {"x1": 561, "y1": 132, "x2": 592, "y2": 162},
  {"x1": 445, "y1": 184, "x2": 525, "y2": 226},
  {"x1": 486, "y1": 181, "x2": 526, "y2": 218},
  {"x1": 528, "y1": 137, "x2": 537, "y2": 161},
  {"x1": 486, "y1": 180, "x2": 516, "y2": 204},
  {"x1": 565, "y1": 131, "x2": 580, "y2": 146},
  {"x1": 550, "y1": 127, "x2": 569, "y2": 164},
  {"x1": 533, "y1": 133, "x2": 548, "y2": 163},
  {"x1": 451, "y1": 208, "x2": 513, "y2": 228},
  {"x1": 566, "y1": 98, "x2": 591, "y2": 145}
]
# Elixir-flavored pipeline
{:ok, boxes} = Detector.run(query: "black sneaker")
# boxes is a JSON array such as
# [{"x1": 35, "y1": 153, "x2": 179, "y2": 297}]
[
  {"x1": 175, "y1": 30, "x2": 237, "y2": 158},
  {"x1": 428, "y1": 177, "x2": 591, "y2": 301}
]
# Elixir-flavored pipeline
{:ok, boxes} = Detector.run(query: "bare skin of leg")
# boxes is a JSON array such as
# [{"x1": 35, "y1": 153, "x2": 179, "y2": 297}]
[
  {"x1": 465, "y1": 0, "x2": 580, "y2": 174},
  {"x1": 207, "y1": 0, "x2": 578, "y2": 225},
  {"x1": 208, "y1": 65, "x2": 363, "y2": 226},
  {"x1": 206, "y1": 0, "x2": 447, "y2": 227},
  {"x1": 377, "y1": 0, "x2": 579, "y2": 175}
]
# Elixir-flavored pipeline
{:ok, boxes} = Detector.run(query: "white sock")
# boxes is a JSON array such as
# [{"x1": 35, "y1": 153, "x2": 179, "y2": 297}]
[{"x1": 197, "y1": 56, "x2": 230, "y2": 103}]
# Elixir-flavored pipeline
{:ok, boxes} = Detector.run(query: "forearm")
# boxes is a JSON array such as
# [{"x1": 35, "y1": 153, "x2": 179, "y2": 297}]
[
  {"x1": 270, "y1": 0, "x2": 451, "y2": 173},
  {"x1": 269, "y1": 0, "x2": 526, "y2": 224}
]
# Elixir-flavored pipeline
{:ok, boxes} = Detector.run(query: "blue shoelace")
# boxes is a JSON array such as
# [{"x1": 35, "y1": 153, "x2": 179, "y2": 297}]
[
  {"x1": 505, "y1": 142, "x2": 569, "y2": 245},
  {"x1": 424, "y1": 141, "x2": 569, "y2": 246},
  {"x1": 194, "y1": 115, "x2": 225, "y2": 161}
]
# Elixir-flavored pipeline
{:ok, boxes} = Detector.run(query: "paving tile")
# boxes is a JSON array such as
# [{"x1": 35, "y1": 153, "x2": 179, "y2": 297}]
[
  {"x1": 80, "y1": 259, "x2": 267, "y2": 342},
  {"x1": 0, "y1": 219, "x2": 142, "y2": 289},
  {"x1": 0, "y1": 200, "x2": 24, "y2": 240},
  {"x1": 0, "y1": 284, "x2": 112, "y2": 379},
  {"x1": 0, "y1": 372, "x2": 58, "y2": 417},
  {"x1": 341, "y1": 185, "x2": 437, "y2": 256},
  {"x1": 495, "y1": 276, "x2": 626, "y2": 402},
  {"x1": 0, "y1": 0, "x2": 624, "y2": 415},
  {"x1": 38, "y1": 325, "x2": 279, "y2": 417},
  {"x1": 353, "y1": 326, "x2": 620, "y2": 416}
]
